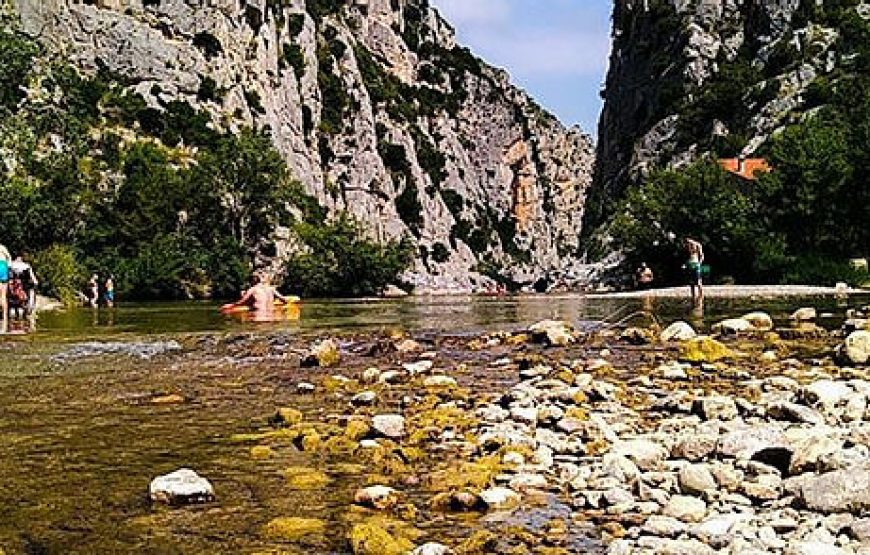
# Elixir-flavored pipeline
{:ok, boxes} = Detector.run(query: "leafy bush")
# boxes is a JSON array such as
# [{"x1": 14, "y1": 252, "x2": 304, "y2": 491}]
[
  {"x1": 779, "y1": 255, "x2": 870, "y2": 287},
  {"x1": 31, "y1": 245, "x2": 85, "y2": 305},
  {"x1": 285, "y1": 214, "x2": 413, "y2": 297},
  {"x1": 0, "y1": 30, "x2": 40, "y2": 110}
]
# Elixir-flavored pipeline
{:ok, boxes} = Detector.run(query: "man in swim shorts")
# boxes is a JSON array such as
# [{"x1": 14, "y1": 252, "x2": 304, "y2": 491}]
[{"x1": 683, "y1": 237, "x2": 704, "y2": 305}]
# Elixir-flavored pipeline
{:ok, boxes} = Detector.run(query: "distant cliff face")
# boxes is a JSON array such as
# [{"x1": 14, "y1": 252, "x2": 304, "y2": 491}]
[
  {"x1": 587, "y1": 0, "x2": 867, "y2": 234},
  {"x1": 11, "y1": 0, "x2": 594, "y2": 291}
]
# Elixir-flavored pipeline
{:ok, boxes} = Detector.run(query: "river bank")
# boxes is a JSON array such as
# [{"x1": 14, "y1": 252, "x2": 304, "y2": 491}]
[
  {"x1": 1, "y1": 298, "x2": 869, "y2": 553},
  {"x1": 593, "y1": 285, "x2": 865, "y2": 300}
]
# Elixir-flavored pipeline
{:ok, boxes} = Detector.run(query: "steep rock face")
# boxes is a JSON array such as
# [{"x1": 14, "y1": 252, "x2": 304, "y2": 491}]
[
  {"x1": 11, "y1": 0, "x2": 594, "y2": 291},
  {"x1": 586, "y1": 0, "x2": 865, "y2": 233}
]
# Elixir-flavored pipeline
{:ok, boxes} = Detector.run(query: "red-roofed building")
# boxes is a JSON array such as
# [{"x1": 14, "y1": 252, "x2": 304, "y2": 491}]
[{"x1": 719, "y1": 157, "x2": 772, "y2": 180}]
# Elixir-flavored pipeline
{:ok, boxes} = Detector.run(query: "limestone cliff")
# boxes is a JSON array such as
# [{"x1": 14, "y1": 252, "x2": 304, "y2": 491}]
[
  {"x1": 587, "y1": 0, "x2": 869, "y2": 234},
  {"x1": 9, "y1": 0, "x2": 594, "y2": 292}
]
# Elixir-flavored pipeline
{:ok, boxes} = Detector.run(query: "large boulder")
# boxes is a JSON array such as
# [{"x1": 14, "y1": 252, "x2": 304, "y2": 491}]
[
  {"x1": 149, "y1": 468, "x2": 214, "y2": 505},
  {"x1": 793, "y1": 465, "x2": 870, "y2": 513},
  {"x1": 842, "y1": 330, "x2": 870, "y2": 365},
  {"x1": 692, "y1": 396, "x2": 738, "y2": 421}
]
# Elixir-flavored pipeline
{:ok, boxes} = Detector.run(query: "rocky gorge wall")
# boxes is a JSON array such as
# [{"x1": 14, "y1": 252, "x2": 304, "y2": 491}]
[
  {"x1": 9, "y1": 0, "x2": 595, "y2": 292},
  {"x1": 586, "y1": 0, "x2": 868, "y2": 234}
]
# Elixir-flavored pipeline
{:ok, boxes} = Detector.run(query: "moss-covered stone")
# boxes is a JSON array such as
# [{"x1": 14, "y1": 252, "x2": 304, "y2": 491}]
[
  {"x1": 347, "y1": 522, "x2": 414, "y2": 555},
  {"x1": 275, "y1": 407, "x2": 303, "y2": 426},
  {"x1": 262, "y1": 517, "x2": 326, "y2": 540},
  {"x1": 345, "y1": 419, "x2": 371, "y2": 441},
  {"x1": 250, "y1": 445, "x2": 274, "y2": 459},
  {"x1": 679, "y1": 336, "x2": 734, "y2": 363},
  {"x1": 456, "y1": 530, "x2": 498, "y2": 554},
  {"x1": 283, "y1": 467, "x2": 331, "y2": 490}
]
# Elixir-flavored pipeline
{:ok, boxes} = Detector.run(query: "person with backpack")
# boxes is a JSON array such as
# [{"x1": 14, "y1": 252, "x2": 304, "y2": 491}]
[{"x1": 10, "y1": 254, "x2": 38, "y2": 315}]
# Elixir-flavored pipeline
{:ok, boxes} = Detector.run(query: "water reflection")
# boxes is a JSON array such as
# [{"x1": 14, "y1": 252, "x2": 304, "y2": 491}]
[{"x1": 28, "y1": 293, "x2": 870, "y2": 341}]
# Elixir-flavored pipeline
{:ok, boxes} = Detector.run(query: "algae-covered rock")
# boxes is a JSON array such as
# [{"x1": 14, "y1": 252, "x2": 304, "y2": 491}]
[
  {"x1": 679, "y1": 336, "x2": 733, "y2": 363},
  {"x1": 348, "y1": 523, "x2": 414, "y2": 555},
  {"x1": 262, "y1": 517, "x2": 326, "y2": 541},
  {"x1": 346, "y1": 419, "x2": 371, "y2": 441},
  {"x1": 283, "y1": 467, "x2": 330, "y2": 490},
  {"x1": 302, "y1": 339, "x2": 340, "y2": 367},
  {"x1": 274, "y1": 407, "x2": 303, "y2": 426},
  {"x1": 250, "y1": 445, "x2": 273, "y2": 459},
  {"x1": 456, "y1": 530, "x2": 498, "y2": 554}
]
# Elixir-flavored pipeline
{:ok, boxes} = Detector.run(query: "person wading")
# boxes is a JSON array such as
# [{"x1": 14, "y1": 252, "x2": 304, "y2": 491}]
[{"x1": 683, "y1": 237, "x2": 705, "y2": 306}]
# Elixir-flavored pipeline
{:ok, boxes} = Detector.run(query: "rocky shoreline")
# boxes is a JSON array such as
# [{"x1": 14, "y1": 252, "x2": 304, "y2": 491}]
[{"x1": 151, "y1": 302, "x2": 870, "y2": 554}]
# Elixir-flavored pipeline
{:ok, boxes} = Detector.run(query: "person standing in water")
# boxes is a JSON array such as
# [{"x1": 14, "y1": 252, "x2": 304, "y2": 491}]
[
  {"x1": 103, "y1": 275, "x2": 115, "y2": 307},
  {"x1": 223, "y1": 272, "x2": 290, "y2": 313},
  {"x1": 683, "y1": 237, "x2": 705, "y2": 306},
  {"x1": 87, "y1": 273, "x2": 100, "y2": 308},
  {"x1": 10, "y1": 254, "x2": 38, "y2": 315},
  {"x1": 0, "y1": 243, "x2": 10, "y2": 333}
]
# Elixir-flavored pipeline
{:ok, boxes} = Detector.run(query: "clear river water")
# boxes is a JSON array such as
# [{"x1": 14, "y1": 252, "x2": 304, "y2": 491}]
[{"x1": 1, "y1": 293, "x2": 867, "y2": 554}]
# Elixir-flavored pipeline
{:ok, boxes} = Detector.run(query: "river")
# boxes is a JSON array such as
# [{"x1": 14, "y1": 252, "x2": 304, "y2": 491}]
[{"x1": 0, "y1": 293, "x2": 867, "y2": 554}]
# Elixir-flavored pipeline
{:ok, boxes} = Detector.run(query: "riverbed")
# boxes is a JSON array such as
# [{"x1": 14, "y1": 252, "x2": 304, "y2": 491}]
[{"x1": 1, "y1": 293, "x2": 868, "y2": 554}]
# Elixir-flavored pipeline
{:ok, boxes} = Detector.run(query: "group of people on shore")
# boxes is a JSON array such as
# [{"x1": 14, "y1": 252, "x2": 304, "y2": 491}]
[{"x1": 0, "y1": 244, "x2": 39, "y2": 332}]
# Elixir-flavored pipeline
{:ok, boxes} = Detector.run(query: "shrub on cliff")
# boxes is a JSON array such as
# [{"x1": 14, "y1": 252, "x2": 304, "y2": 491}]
[{"x1": 284, "y1": 214, "x2": 413, "y2": 297}]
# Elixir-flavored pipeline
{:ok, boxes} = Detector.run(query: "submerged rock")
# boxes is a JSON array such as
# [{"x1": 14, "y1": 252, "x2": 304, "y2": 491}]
[
  {"x1": 348, "y1": 523, "x2": 414, "y2": 555},
  {"x1": 149, "y1": 468, "x2": 214, "y2": 505},
  {"x1": 262, "y1": 517, "x2": 326, "y2": 541}
]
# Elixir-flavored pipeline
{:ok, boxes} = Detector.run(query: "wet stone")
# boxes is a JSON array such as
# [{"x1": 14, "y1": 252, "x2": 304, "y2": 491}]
[{"x1": 149, "y1": 468, "x2": 214, "y2": 505}]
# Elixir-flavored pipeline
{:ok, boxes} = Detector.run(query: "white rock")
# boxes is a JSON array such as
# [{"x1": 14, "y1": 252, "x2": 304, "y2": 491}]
[
  {"x1": 371, "y1": 414, "x2": 405, "y2": 439},
  {"x1": 149, "y1": 468, "x2": 214, "y2": 504},
  {"x1": 844, "y1": 330, "x2": 870, "y2": 365},
  {"x1": 791, "y1": 307, "x2": 818, "y2": 321},
  {"x1": 411, "y1": 543, "x2": 452, "y2": 555},
  {"x1": 661, "y1": 321, "x2": 697, "y2": 342},
  {"x1": 662, "y1": 495, "x2": 707, "y2": 523},
  {"x1": 480, "y1": 486, "x2": 521, "y2": 510},
  {"x1": 742, "y1": 311, "x2": 774, "y2": 330},
  {"x1": 423, "y1": 375, "x2": 457, "y2": 388},
  {"x1": 351, "y1": 391, "x2": 378, "y2": 406},
  {"x1": 403, "y1": 360, "x2": 434, "y2": 375}
]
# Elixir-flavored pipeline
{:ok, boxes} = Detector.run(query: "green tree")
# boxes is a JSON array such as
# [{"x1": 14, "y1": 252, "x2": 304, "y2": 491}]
[{"x1": 285, "y1": 214, "x2": 413, "y2": 297}]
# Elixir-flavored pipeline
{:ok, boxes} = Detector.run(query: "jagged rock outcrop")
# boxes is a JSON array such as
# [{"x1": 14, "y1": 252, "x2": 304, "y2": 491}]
[
  {"x1": 586, "y1": 0, "x2": 868, "y2": 233},
  {"x1": 10, "y1": 0, "x2": 594, "y2": 292}
]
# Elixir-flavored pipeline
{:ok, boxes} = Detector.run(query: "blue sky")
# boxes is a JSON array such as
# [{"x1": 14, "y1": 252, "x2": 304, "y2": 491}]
[{"x1": 429, "y1": 0, "x2": 612, "y2": 136}]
